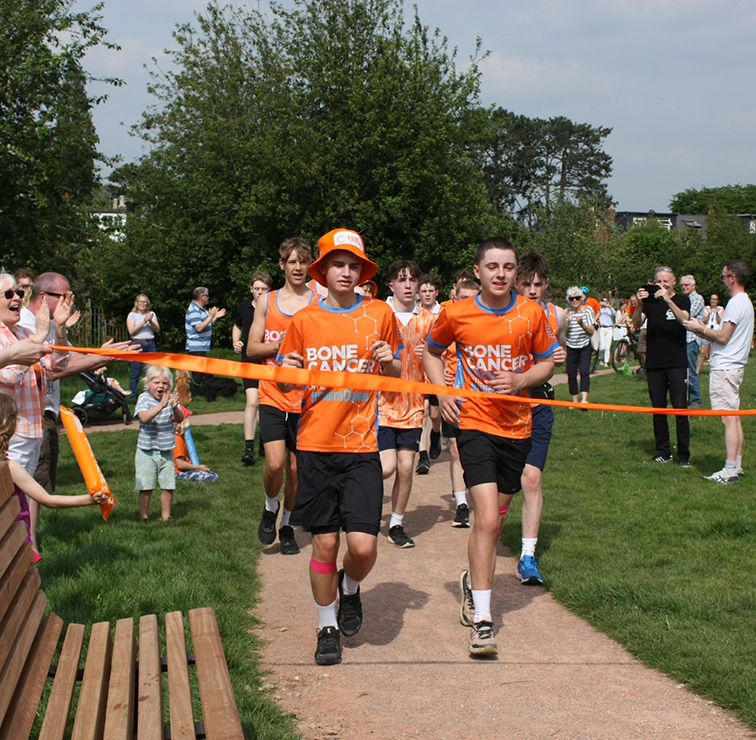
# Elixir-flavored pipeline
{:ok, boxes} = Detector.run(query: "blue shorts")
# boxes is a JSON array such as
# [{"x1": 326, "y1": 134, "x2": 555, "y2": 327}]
[
  {"x1": 135, "y1": 448, "x2": 176, "y2": 491},
  {"x1": 378, "y1": 426, "x2": 422, "y2": 452},
  {"x1": 525, "y1": 404, "x2": 554, "y2": 471}
]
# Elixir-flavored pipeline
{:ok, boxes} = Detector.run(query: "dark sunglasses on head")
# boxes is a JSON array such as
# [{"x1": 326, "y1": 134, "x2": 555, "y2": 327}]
[{"x1": 3, "y1": 289, "x2": 25, "y2": 300}]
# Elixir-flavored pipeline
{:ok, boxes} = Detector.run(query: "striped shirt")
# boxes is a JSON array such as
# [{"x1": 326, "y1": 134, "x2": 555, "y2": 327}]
[
  {"x1": 135, "y1": 393, "x2": 176, "y2": 451},
  {"x1": 565, "y1": 306, "x2": 595, "y2": 349},
  {"x1": 686, "y1": 291, "x2": 705, "y2": 343},
  {"x1": 185, "y1": 301, "x2": 212, "y2": 352},
  {"x1": 0, "y1": 322, "x2": 69, "y2": 439}
]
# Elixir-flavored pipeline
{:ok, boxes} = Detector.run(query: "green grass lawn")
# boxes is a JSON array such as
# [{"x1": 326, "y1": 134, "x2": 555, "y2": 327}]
[
  {"x1": 503, "y1": 357, "x2": 756, "y2": 727},
  {"x1": 40, "y1": 354, "x2": 756, "y2": 735}
]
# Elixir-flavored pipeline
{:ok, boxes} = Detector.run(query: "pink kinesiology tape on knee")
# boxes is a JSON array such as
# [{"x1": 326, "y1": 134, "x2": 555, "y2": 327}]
[
  {"x1": 309, "y1": 557, "x2": 337, "y2": 574},
  {"x1": 499, "y1": 505, "x2": 510, "y2": 518}
]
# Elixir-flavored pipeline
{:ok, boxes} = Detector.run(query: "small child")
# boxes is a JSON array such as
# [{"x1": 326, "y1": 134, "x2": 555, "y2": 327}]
[
  {"x1": 135, "y1": 365, "x2": 184, "y2": 522},
  {"x1": 0, "y1": 393, "x2": 109, "y2": 562},
  {"x1": 173, "y1": 418, "x2": 218, "y2": 482}
]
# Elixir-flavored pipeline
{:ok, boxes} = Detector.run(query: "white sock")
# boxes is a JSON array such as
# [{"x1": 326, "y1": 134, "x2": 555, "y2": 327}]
[
  {"x1": 725, "y1": 460, "x2": 738, "y2": 475},
  {"x1": 521, "y1": 537, "x2": 537, "y2": 559},
  {"x1": 265, "y1": 496, "x2": 279, "y2": 513},
  {"x1": 453, "y1": 490, "x2": 468, "y2": 506},
  {"x1": 342, "y1": 571, "x2": 361, "y2": 596},
  {"x1": 736, "y1": 455, "x2": 743, "y2": 470},
  {"x1": 280, "y1": 508, "x2": 292, "y2": 527},
  {"x1": 316, "y1": 600, "x2": 338, "y2": 630},
  {"x1": 471, "y1": 589, "x2": 492, "y2": 623},
  {"x1": 389, "y1": 511, "x2": 404, "y2": 529}
]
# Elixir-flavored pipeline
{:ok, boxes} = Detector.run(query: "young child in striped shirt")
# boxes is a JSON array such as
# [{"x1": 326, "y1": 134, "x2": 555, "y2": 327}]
[{"x1": 135, "y1": 365, "x2": 183, "y2": 522}]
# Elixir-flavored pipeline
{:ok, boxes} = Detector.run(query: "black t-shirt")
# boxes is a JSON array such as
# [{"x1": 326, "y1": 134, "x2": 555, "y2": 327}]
[
  {"x1": 644, "y1": 293, "x2": 690, "y2": 369},
  {"x1": 234, "y1": 300, "x2": 260, "y2": 364}
]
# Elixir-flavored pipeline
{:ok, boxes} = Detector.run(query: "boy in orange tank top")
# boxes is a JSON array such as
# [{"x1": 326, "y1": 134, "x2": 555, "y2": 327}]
[
  {"x1": 278, "y1": 228, "x2": 401, "y2": 666},
  {"x1": 246, "y1": 238, "x2": 315, "y2": 555}
]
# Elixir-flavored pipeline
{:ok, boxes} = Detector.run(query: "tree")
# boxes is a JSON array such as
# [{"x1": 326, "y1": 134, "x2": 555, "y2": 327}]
[
  {"x1": 483, "y1": 108, "x2": 613, "y2": 227},
  {"x1": 0, "y1": 0, "x2": 121, "y2": 273},
  {"x1": 109, "y1": 0, "x2": 505, "y2": 347},
  {"x1": 669, "y1": 184, "x2": 756, "y2": 215}
]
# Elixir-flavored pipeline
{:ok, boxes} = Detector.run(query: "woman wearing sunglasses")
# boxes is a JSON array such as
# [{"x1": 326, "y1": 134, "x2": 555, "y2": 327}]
[
  {"x1": 0, "y1": 271, "x2": 73, "y2": 556},
  {"x1": 565, "y1": 286, "x2": 595, "y2": 408}
]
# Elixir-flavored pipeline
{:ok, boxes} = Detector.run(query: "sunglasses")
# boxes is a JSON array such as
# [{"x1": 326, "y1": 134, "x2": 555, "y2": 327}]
[
  {"x1": 568, "y1": 296, "x2": 582, "y2": 301},
  {"x1": 3, "y1": 289, "x2": 25, "y2": 300}
]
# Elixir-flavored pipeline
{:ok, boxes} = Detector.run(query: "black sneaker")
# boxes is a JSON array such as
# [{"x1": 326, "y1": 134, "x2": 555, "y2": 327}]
[
  {"x1": 678, "y1": 459, "x2": 692, "y2": 468},
  {"x1": 241, "y1": 449, "x2": 256, "y2": 466},
  {"x1": 257, "y1": 505, "x2": 279, "y2": 545},
  {"x1": 278, "y1": 525, "x2": 300, "y2": 555},
  {"x1": 415, "y1": 451, "x2": 430, "y2": 475},
  {"x1": 314, "y1": 626, "x2": 341, "y2": 665},
  {"x1": 429, "y1": 430, "x2": 442, "y2": 460},
  {"x1": 649, "y1": 454, "x2": 673, "y2": 464},
  {"x1": 453, "y1": 503, "x2": 470, "y2": 528},
  {"x1": 337, "y1": 569, "x2": 363, "y2": 636},
  {"x1": 388, "y1": 524, "x2": 415, "y2": 548}
]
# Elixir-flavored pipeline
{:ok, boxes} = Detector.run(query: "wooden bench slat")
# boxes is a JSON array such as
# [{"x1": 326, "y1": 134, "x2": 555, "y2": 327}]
[
  {"x1": 71, "y1": 621, "x2": 112, "y2": 740},
  {"x1": 0, "y1": 569, "x2": 42, "y2": 676},
  {"x1": 0, "y1": 463, "x2": 13, "y2": 508},
  {"x1": 39, "y1": 622, "x2": 86, "y2": 740},
  {"x1": 165, "y1": 611, "x2": 195, "y2": 740},
  {"x1": 0, "y1": 495, "x2": 21, "y2": 548},
  {"x1": 0, "y1": 611, "x2": 63, "y2": 740},
  {"x1": 0, "y1": 523, "x2": 29, "y2": 626},
  {"x1": 104, "y1": 618, "x2": 136, "y2": 740},
  {"x1": 137, "y1": 614, "x2": 164, "y2": 740},
  {"x1": 188, "y1": 608, "x2": 244, "y2": 740},
  {"x1": 0, "y1": 589, "x2": 48, "y2": 725}
]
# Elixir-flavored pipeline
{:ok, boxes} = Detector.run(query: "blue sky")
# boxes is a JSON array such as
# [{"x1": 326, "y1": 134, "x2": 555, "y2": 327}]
[{"x1": 80, "y1": 0, "x2": 756, "y2": 212}]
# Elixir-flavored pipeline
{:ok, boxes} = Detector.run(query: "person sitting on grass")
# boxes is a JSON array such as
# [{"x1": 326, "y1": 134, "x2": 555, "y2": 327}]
[
  {"x1": 173, "y1": 418, "x2": 219, "y2": 482},
  {"x1": 0, "y1": 392, "x2": 109, "y2": 563},
  {"x1": 135, "y1": 365, "x2": 184, "y2": 522}
]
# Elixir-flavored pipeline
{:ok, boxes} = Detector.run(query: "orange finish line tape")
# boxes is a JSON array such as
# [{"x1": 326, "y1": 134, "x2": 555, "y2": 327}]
[{"x1": 52, "y1": 347, "x2": 756, "y2": 417}]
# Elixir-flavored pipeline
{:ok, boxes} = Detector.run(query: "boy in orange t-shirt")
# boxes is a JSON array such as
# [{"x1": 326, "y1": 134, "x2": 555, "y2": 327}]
[
  {"x1": 423, "y1": 237, "x2": 557, "y2": 658},
  {"x1": 278, "y1": 229, "x2": 401, "y2": 666}
]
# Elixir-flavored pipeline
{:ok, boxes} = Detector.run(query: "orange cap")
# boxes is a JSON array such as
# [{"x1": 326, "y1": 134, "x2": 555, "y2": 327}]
[{"x1": 309, "y1": 229, "x2": 378, "y2": 288}]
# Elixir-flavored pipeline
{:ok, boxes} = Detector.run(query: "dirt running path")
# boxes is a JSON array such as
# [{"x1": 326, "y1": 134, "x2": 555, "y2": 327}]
[{"x1": 255, "y1": 456, "x2": 753, "y2": 740}]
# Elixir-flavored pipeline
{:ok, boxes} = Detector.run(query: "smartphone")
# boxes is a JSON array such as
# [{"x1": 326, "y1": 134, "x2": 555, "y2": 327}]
[{"x1": 641, "y1": 284, "x2": 659, "y2": 303}]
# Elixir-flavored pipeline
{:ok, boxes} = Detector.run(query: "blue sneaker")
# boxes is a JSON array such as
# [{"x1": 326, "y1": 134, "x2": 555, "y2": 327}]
[{"x1": 517, "y1": 556, "x2": 543, "y2": 585}]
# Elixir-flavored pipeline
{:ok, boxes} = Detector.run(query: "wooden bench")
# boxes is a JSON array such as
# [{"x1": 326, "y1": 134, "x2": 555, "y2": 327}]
[{"x1": 0, "y1": 462, "x2": 244, "y2": 739}]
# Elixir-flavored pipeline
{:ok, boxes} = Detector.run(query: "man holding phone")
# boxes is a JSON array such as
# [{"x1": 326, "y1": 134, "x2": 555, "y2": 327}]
[{"x1": 632, "y1": 267, "x2": 691, "y2": 466}]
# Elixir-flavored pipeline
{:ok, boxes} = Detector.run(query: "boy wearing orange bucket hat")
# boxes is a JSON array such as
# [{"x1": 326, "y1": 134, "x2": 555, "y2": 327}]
[{"x1": 278, "y1": 228, "x2": 402, "y2": 666}]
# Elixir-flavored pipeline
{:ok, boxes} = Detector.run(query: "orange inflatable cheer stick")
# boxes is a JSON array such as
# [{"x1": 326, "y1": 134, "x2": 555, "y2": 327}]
[{"x1": 60, "y1": 406, "x2": 117, "y2": 520}]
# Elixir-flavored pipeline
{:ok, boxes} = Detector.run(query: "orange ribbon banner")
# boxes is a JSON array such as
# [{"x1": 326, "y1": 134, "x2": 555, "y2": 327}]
[
  {"x1": 52, "y1": 347, "x2": 756, "y2": 417},
  {"x1": 59, "y1": 406, "x2": 117, "y2": 520}
]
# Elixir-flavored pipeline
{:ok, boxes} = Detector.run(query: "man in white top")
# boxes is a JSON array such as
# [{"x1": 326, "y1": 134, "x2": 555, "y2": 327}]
[{"x1": 684, "y1": 260, "x2": 754, "y2": 484}]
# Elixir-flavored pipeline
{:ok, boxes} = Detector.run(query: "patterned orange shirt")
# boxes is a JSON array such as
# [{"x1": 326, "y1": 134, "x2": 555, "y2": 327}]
[
  {"x1": 378, "y1": 305, "x2": 436, "y2": 429},
  {"x1": 258, "y1": 289, "x2": 315, "y2": 413},
  {"x1": 428, "y1": 292, "x2": 557, "y2": 440},
  {"x1": 278, "y1": 296, "x2": 402, "y2": 453}
]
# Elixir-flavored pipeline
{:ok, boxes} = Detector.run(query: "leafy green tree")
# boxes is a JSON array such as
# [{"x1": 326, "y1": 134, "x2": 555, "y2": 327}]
[
  {"x1": 0, "y1": 0, "x2": 120, "y2": 273},
  {"x1": 108, "y1": 0, "x2": 506, "y2": 347},
  {"x1": 483, "y1": 108, "x2": 613, "y2": 227},
  {"x1": 669, "y1": 184, "x2": 756, "y2": 215}
]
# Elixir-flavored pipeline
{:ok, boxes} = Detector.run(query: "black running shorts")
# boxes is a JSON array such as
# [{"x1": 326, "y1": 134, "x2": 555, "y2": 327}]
[{"x1": 457, "y1": 429, "x2": 530, "y2": 495}]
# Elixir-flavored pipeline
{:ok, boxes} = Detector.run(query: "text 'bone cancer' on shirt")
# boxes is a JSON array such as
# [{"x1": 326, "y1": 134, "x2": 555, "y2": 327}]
[
  {"x1": 427, "y1": 292, "x2": 557, "y2": 440},
  {"x1": 277, "y1": 295, "x2": 402, "y2": 453}
]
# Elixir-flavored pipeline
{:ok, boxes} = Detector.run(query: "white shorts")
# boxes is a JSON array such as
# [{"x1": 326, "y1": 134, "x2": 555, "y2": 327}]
[
  {"x1": 709, "y1": 368, "x2": 744, "y2": 411},
  {"x1": 8, "y1": 435, "x2": 42, "y2": 475}
]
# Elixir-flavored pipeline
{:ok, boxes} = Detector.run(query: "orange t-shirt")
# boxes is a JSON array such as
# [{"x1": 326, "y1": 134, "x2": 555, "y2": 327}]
[
  {"x1": 172, "y1": 434, "x2": 187, "y2": 474},
  {"x1": 378, "y1": 305, "x2": 436, "y2": 429},
  {"x1": 585, "y1": 296, "x2": 600, "y2": 322},
  {"x1": 428, "y1": 292, "x2": 557, "y2": 440},
  {"x1": 278, "y1": 296, "x2": 402, "y2": 453},
  {"x1": 258, "y1": 289, "x2": 315, "y2": 414}
]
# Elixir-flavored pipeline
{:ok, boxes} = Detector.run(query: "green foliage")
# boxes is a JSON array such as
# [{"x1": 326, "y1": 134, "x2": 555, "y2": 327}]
[
  {"x1": 0, "y1": 0, "x2": 121, "y2": 273},
  {"x1": 670, "y1": 184, "x2": 756, "y2": 215},
  {"x1": 483, "y1": 108, "x2": 613, "y2": 228},
  {"x1": 102, "y1": 0, "x2": 502, "y2": 347}
]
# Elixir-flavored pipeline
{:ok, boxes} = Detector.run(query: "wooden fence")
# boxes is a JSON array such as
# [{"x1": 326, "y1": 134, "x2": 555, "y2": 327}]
[{"x1": 68, "y1": 305, "x2": 129, "y2": 348}]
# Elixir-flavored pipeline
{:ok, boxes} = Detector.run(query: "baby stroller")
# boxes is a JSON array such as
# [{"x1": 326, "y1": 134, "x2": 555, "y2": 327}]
[{"x1": 71, "y1": 370, "x2": 133, "y2": 426}]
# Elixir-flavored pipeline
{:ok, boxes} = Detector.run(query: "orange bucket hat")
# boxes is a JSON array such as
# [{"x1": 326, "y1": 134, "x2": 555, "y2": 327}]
[{"x1": 309, "y1": 228, "x2": 378, "y2": 288}]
